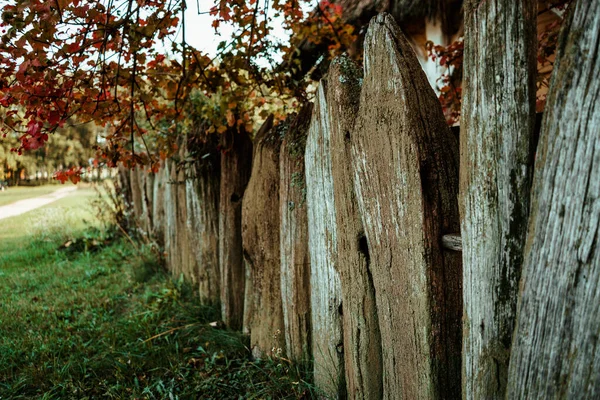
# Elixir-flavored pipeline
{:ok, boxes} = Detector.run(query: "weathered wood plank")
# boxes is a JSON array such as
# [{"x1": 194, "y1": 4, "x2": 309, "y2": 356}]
[
  {"x1": 351, "y1": 13, "x2": 461, "y2": 399},
  {"x1": 306, "y1": 82, "x2": 346, "y2": 398},
  {"x1": 117, "y1": 165, "x2": 133, "y2": 211},
  {"x1": 242, "y1": 116, "x2": 286, "y2": 358},
  {"x1": 507, "y1": 3, "x2": 600, "y2": 397},
  {"x1": 326, "y1": 55, "x2": 383, "y2": 400},
  {"x1": 176, "y1": 156, "x2": 196, "y2": 283},
  {"x1": 280, "y1": 105, "x2": 313, "y2": 362},
  {"x1": 130, "y1": 167, "x2": 154, "y2": 234},
  {"x1": 186, "y1": 150, "x2": 220, "y2": 304},
  {"x1": 163, "y1": 160, "x2": 179, "y2": 275},
  {"x1": 460, "y1": 1, "x2": 537, "y2": 398},
  {"x1": 130, "y1": 166, "x2": 144, "y2": 225},
  {"x1": 151, "y1": 164, "x2": 166, "y2": 246},
  {"x1": 143, "y1": 171, "x2": 154, "y2": 234},
  {"x1": 219, "y1": 128, "x2": 253, "y2": 330}
]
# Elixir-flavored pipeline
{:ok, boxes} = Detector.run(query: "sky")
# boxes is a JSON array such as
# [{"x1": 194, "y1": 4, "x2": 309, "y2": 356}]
[
  {"x1": 161, "y1": 0, "x2": 292, "y2": 61},
  {"x1": 178, "y1": 0, "x2": 235, "y2": 57}
]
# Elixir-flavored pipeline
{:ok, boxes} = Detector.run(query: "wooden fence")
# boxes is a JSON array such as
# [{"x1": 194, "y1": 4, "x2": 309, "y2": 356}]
[{"x1": 122, "y1": 7, "x2": 600, "y2": 399}]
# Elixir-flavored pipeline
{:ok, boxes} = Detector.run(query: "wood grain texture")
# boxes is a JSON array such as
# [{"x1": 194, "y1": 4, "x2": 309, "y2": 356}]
[
  {"x1": 186, "y1": 155, "x2": 220, "y2": 305},
  {"x1": 241, "y1": 116, "x2": 286, "y2": 358},
  {"x1": 163, "y1": 160, "x2": 179, "y2": 276},
  {"x1": 118, "y1": 166, "x2": 133, "y2": 210},
  {"x1": 305, "y1": 82, "x2": 346, "y2": 399},
  {"x1": 351, "y1": 13, "x2": 461, "y2": 399},
  {"x1": 280, "y1": 105, "x2": 313, "y2": 362},
  {"x1": 460, "y1": 1, "x2": 537, "y2": 398},
  {"x1": 219, "y1": 128, "x2": 253, "y2": 330},
  {"x1": 176, "y1": 154, "x2": 197, "y2": 284},
  {"x1": 327, "y1": 55, "x2": 383, "y2": 400},
  {"x1": 507, "y1": 3, "x2": 600, "y2": 397},
  {"x1": 143, "y1": 172, "x2": 154, "y2": 235},
  {"x1": 130, "y1": 167, "x2": 144, "y2": 228},
  {"x1": 151, "y1": 165, "x2": 166, "y2": 246},
  {"x1": 130, "y1": 167, "x2": 154, "y2": 234},
  {"x1": 441, "y1": 234, "x2": 461, "y2": 251}
]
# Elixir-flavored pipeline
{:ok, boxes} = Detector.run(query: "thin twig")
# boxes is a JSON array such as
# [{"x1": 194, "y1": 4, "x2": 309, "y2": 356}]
[{"x1": 143, "y1": 322, "x2": 200, "y2": 343}]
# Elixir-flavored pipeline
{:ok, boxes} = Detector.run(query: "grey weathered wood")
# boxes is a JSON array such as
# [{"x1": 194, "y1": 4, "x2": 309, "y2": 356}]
[
  {"x1": 327, "y1": 55, "x2": 383, "y2": 400},
  {"x1": 117, "y1": 165, "x2": 133, "y2": 210},
  {"x1": 280, "y1": 105, "x2": 313, "y2": 362},
  {"x1": 130, "y1": 166, "x2": 144, "y2": 226},
  {"x1": 143, "y1": 172, "x2": 154, "y2": 234},
  {"x1": 163, "y1": 160, "x2": 179, "y2": 275},
  {"x1": 186, "y1": 151, "x2": 220, "y2": 305},
  {"x1": 176, "y1": 152, "x2": 196, "y2": 283},
  {"x1": 351, "y1": 14, "x2": 461, "y2": 399},
  {"x1": 306, "y1": 82, "x2": 346, "y2": 398},
  {"x1": 507, "y1": 4, "x2": 600, "y2": 398},
  {"x1": 219, "y1": 128, "x2": 253, "y2": 330},
  {"x1": 460, "y1": 1, "x2": 537, "y2": 398},
  {"x1": 151, "y1": 165, "x2": 166, "y2": 246},
  {"x1": 130, "y1": 167, "x2": 154, "y2": 234},
  {"x1": 241, "y1": 116, "x2": 286, "y2": 358}
]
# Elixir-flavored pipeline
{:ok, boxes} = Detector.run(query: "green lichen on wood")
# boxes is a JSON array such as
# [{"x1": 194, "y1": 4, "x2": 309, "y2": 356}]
[
  {"x1": 331, "y1": 54, "x2": 363, "y2": 101},
  {"x1": 285, "y1": 104, "x2": 313, "y2": 160}
]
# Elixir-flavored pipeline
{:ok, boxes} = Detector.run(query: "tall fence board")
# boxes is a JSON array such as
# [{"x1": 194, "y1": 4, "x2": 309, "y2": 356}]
[
  {"x1": 460, "y1": 2, "x2": 537, "y2": 397},
  {"x1": 306, "y1": 82, "x2": 345, "y2": 398},
  {"x1": 143, "y1": 172, "x2": 154, "y2": 235},
  {"x1": 219, "y1": 129, "x2": 253, "y2": 330},
  {"x1": 176, "y1": 157, "x2": 197, "y2": 283},
  {"x1": 130, "y1": 166, "x2": 145, "y2": 231},
  {"x1": 185, "y1": 154, "x2": 220, "y2": 305},
  {"x1": 351, "y1": 14, "x2": 461, "y2": 399},
  {"x1": 163, "y1": 160, "x2": 178, "y2": 275},
  {"x1": 242, "y1": 116, "x2": 286, "y2": 357},
  {"x1": 151, "y1": 166, "x2": 166, "y2": 244},
  {"x1": 326, "y1": 55, "x2": 383, "y2": 400},
  {"x1": 280, "y1": 105, "x2": 313, "y2": 362},
  {"x1": 507, "y1": 3, "x2": 600, "y2": 397}
]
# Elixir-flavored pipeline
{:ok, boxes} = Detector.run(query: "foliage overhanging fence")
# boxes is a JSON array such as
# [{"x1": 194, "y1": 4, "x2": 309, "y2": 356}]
[{"x1": 120, "y1": 9, "x2": 600, "y2": 399}]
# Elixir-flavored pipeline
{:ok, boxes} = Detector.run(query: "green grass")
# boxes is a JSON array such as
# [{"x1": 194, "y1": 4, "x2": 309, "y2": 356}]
[
  {"x1": 0, "y1": 184, "x2": 64, "y2": 207},
  {"x1": 0, "y1": 188, "x2": 318, "y2": 399}
]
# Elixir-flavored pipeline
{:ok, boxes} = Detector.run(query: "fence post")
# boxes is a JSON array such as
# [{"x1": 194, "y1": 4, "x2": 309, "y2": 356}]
[
  {"x1": 162, "y1": 160, "x2": 177, "y2": 274},
  {"x1": 185, "y1": 137, "x2": 221, "y2": 305},
  {"x1": 219, "y1": 128, "x2": 253, "y2": 330},
  {"x1": 242, "y1": 116, "x2": 286, "y2": 357},
  {"x1": 326, "y1": 55, "x2": 383, "y2": 400},
  {"x1": 507, "y1": 3, "x2": 600, "y2": 396},
  {"x1": 351, "y1": 14, "x2": 461, "y2": 399},
  {"x1": 151, "y1": 164, "x2": 166, "y2": 246},
  {"x1": 280, "y1": 105, "x2": 313, "y2": 363},
  {"x1": 306, "y1": 81, "x2": 346, "y2": 398},
  {"x1": 460, "y1": 1, "x2": 537, "y2": 397}
]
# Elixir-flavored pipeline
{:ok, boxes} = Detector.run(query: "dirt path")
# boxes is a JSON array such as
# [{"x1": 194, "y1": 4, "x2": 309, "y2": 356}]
[{"x1": 0, "y1": 186, "x2": 78, "y2": 221}]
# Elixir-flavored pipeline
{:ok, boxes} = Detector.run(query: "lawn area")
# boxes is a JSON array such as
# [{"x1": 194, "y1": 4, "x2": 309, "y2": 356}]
[
  {"x1": 0, "y1": 187, "x2": 316, "y2": 399},
  {"x1": 0, "y1": 184, "x2": 66, "y2": 207}
]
